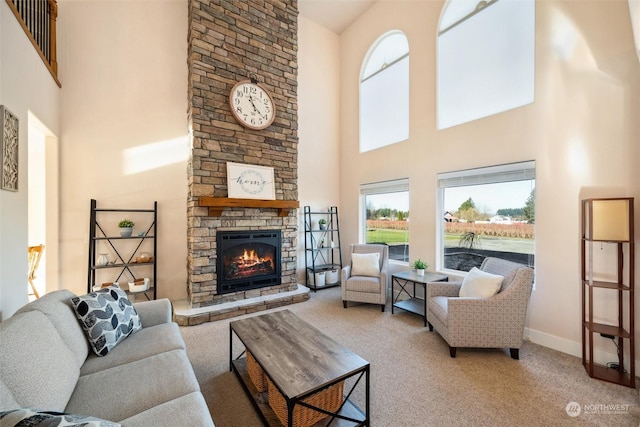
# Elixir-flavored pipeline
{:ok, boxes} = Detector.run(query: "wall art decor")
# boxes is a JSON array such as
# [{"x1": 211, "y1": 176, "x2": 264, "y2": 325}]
[
  {"x1": 1, "y1": 106, "x2": 19, "y2": 191},
  {"x1": 227, "y1": 162, "x2": 275, "y2": 200}
]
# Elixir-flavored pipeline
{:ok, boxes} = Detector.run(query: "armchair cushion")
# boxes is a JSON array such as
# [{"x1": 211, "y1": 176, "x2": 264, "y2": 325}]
[
  {"x1": 459, "y1": 267, "x2": 503, "y2": 298},
  {"x1": 351, "y1": 252, "x2": 381, "y2": 277}
]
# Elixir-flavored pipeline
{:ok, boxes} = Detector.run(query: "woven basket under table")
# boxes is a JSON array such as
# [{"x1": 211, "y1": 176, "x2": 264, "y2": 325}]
[
  {"x1": 246, "y1": 351, "x2": 268, "y2": 392},
  {"x1": 267, "y1": 377, "x2": 344, "y2": 427}
]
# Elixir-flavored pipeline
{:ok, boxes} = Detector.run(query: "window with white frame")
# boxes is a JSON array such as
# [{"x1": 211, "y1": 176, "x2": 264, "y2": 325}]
[
  {"x1": 361, "y1": 179, "x2": 410, "y2": 262},
  {"x1": 437, "y1": 161, "x2": 535, "y2": 272},
  {"x1": 360, "y1": 31, "x2": 409, "y2": 152},
  {"x1": 437, "y1": 0, "x2": 535, "y2": 129}
]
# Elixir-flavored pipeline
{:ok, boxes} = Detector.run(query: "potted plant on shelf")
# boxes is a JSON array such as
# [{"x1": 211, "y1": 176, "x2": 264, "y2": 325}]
[
  {"x1": 318, "y1": 218, "x2": 327, "y2": 230},
  {"x1": 118, "y1": 219, "x2": 135, "y2": 237},
  {"x1": 412, "y1": 259, "x2": 428, "y2": 276}
]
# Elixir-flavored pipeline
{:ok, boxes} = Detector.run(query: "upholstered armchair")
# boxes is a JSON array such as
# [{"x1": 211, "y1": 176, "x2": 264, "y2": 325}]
[
  {"x1": 426, "y1": 257, "x2": 534, "y2": 359},
  {"x1": 341, "y1": 244, "x2": 389, "y2": 312}
]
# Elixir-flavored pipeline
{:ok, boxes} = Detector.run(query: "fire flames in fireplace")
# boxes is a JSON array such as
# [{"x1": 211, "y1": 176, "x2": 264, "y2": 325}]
[{"x1": 225, "y1": 248, "x2": 274, "y2": 279}]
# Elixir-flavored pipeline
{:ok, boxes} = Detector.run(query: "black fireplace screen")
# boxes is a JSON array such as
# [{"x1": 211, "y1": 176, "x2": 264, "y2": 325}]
[{"x1": 216, "y1": 230, "x2": 281, "y2": 294}]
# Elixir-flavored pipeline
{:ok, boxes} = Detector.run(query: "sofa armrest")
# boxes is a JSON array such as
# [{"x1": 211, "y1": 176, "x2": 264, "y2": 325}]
[
  {"x1": 426, "y1": 281, "x2": 462, "y2": 298},
  {"x1": 134, "y1": 298, "x2": 172, "y2": 327}
]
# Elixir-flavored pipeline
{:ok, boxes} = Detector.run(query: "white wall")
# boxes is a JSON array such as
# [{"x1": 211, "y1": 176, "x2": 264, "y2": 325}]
[
  {"x1": 57, "y1": 0, "x2": 189, "y2": 301},
  {"x1": 297, "y1": 17, "x2": 342, "y2": 282},
  {"x1": 0, "y1": 1, "x2": 61, "y2": 319},
  {"x1": 338, "y1": 0, "x2": 639, "y2": 361}
]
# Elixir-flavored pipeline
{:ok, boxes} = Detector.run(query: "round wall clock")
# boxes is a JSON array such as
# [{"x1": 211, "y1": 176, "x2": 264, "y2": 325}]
[{"x1": 229, "y1": 80, "x2": 276, "y2": 130}]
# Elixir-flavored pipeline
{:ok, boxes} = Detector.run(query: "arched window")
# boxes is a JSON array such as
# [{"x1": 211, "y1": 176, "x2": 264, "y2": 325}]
[
  {"x1": 360, "y1": 31, "x2": 409, "y2": 152},
  {"x1": 437, "y1": 0, "x2": 535, "y2": 129}
]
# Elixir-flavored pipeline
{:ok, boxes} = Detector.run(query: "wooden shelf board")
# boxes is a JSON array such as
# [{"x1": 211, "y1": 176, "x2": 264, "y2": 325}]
[
  {"x1": 198, "y1": 197, "x2": 299, "y2": 217},
  {"x1": 583, "y1": 280, "x2": 631, "y2": 290},
  {"x1": 583, "y1": 321, "x2": 631, "y2": 339},
  {"x1": 584, "y1": 362, "x2": 635, "y2": 387}
]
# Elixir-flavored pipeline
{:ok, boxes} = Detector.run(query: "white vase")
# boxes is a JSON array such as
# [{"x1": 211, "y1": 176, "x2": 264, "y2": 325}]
[
  {"x1": 416, "y1": 269, "x2": 425, "y2": 276},
  {"x1": 119, "y1": 227, "x2": 133, "y2": 237},
  {"x1": 97, "y1": 253, "x2": 109, "y2": 266}
]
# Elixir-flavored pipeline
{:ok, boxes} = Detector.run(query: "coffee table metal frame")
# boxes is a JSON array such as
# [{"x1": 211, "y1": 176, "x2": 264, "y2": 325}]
[
  {"x1": 391, "y1": 270, "x2": 448, "y2": 326},
  {"x1": 229, "y1": 310, "x2": 370, "y2": 426}
]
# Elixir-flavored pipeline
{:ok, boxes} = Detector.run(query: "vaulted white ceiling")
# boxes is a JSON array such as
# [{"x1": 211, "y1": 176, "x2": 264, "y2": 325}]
[
  {"x1": 298, "y1": 0, "x2": 377, "y2": 34},
  {"x1": 299, "y1": 0, "x2": 640, "y2": 62}
]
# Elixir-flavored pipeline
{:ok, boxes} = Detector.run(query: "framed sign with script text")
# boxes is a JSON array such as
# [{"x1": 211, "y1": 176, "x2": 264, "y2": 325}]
[{"x1": 227, "y1": 162, "x2": 275, "y2": 200}]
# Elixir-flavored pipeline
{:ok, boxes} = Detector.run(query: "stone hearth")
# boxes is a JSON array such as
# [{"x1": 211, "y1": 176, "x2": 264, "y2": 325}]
[{"x1": 173, "y1": 284, "x2": 309, "y2": 326}]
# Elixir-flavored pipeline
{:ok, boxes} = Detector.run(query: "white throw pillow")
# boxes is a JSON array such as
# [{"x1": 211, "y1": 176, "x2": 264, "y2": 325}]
[
  {"x1": 459, "y1": 267, "x2": 503, "y2": 298},
  {"x1": 351, "y1": 252, "x2": 381, "y2": 277}
]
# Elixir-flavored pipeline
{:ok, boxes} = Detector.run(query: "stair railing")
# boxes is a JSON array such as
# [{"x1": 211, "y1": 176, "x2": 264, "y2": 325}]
[{"x1": 5, "y1": 0, "x2": 60, "y2": 87}]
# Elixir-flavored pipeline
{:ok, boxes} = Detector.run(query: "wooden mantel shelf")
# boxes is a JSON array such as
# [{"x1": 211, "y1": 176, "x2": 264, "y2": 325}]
[{"x1": 198, "y1": 197, "x2": 299, "y2": 217}]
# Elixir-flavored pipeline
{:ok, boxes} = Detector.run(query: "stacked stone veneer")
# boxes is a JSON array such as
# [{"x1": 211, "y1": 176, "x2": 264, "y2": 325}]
[{"x1": 186, "y1": 0, "x2": 300, "y2": 309}]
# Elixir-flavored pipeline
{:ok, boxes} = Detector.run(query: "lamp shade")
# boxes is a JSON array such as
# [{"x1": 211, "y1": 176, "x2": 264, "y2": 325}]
[{"x1": 585, "y1": 199, "x2": 631, "y2": 241}]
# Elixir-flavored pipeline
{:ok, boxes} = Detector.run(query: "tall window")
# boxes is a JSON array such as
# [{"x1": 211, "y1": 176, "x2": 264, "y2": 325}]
[
  {"x1": 437, "y1": 162, "x2": 535, "y2": 272},
  {"x1": 437, "y1": 0, "x2": 535, "y2": 129},
  {"x1": 360, "y1": 31, "x2": 409, "y2": 152},
  {"x1": 361, "y1": 179, "x2": 410, "y2": 262}
]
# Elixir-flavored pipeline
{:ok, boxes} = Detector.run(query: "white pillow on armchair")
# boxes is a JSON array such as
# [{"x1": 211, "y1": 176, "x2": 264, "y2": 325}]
[
  {"x1": 350, "y1": 252, "x2": 381, "y2": 277},
  {"x1": 459, "y1": 267, "x2": 503, "y2": 298}
]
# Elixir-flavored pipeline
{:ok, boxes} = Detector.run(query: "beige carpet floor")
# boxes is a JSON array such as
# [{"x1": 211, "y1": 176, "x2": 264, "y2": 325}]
[{"x1": 180, "y1": 287, "x2": 640, "y2": 426}]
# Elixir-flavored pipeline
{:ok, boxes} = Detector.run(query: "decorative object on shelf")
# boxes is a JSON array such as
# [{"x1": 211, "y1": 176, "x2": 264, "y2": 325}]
[
  {"x1": 318, "y1": 218, "x2": 327, "y2": 230},
  {"x1": 326, "y1": 268, "x2": 339, "y2": 284},
  {"x1": 229, "y1": 78, "x2": 276, "y2": 130},
  {"x1": 412, "y1": 259, "x2": 428, "y2": 276},
  {"x1": 96, "y1": 253, "x2": 109, "y2": 266},
  {"x1": 314, "y1": 271, "x2": 326, "y2": 288},
  {"x1": 1, "y1": 105, "x2": 19, "y2": 192},
  {"x1": 226, "y1": 161, "x2": 275, "y2": 200},
  {"x1": 118, "y1": 219, "x2": 135, "y2": 237},
  {"x1": 128, "y1": 278, "x2": 150, "y2": 292},
  {"x1": 136, "y1": 252, "x2": 152, "y2": 263},
  {"x1": 581, "y1": 197, "x2": 635, "y2": 388}
]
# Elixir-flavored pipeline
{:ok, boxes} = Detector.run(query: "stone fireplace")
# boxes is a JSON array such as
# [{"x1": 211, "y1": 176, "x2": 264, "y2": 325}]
[{"x1": 181, "y1": 0, "x2": 305, "y2": 324}]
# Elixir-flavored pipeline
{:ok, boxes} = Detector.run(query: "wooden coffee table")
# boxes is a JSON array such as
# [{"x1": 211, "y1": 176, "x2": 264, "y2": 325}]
[{"x1": 230, "y1": 310, "x2": 370, "y2": 426}]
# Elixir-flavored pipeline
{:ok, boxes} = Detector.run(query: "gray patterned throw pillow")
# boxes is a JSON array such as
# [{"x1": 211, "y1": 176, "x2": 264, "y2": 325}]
[
  {"x1": 71, "y1": 285, "x2": 142, "y2": 356},
  {"x1": 0, "y1": 408, "x2": 121, "y2": 426}
]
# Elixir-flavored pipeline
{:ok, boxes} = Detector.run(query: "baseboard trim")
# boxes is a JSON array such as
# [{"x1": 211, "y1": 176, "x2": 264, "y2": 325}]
[{"x1": 524, "y1": 327, "x2": 640, "y2": 374}]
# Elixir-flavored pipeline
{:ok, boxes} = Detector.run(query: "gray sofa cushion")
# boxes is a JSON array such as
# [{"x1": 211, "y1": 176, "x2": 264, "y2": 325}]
[
  {"x1": 65, "y1": 349, "x2": 201, "y2": 422},
  {"x1": 0, "y1": 310, "x2": 80, "y2": 411},
  {"x1": 132, "y1": 299, "x2": 172, "y2": 328},
  {"x1": 119, "y1": 392, "x2": 215, "y2": 427},
  {"x1": 80, "y1": 323, "x2": 186, "y2": 376},
  {"x1": 0, "y1": 379, "x2": 19, "y2": 412},
  {"x1": 15, "y1": 289, "x2": 90, "y2": 367}
]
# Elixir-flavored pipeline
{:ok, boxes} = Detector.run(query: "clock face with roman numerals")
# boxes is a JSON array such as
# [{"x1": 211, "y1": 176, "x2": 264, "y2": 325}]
[{"x1": 229, "y1": 80, "x2": 276, "y2": 130}]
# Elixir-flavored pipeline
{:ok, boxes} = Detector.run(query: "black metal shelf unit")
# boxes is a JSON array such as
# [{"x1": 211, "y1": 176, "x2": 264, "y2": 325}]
[
  {"x1": 88, "y1": 199, "x2": 158, "y2": 300},
  {"x1": 303, "y1": 206, "x2": 342, "y2": 291}
]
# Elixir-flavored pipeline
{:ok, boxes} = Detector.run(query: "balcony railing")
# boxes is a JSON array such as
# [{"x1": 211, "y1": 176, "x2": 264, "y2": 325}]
[{"x1": 6, "y1": 0, "x2": 60, "y2": 87}]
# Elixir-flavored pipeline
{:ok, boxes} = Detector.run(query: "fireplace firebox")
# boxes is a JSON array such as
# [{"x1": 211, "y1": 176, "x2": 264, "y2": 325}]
[{"x1": 216, "y1": 230, "x2": 281, "y2": 295}]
